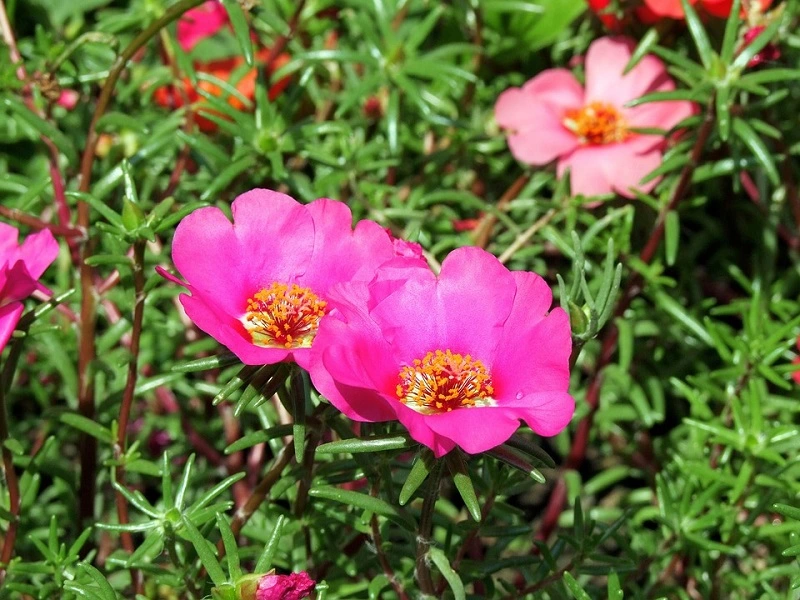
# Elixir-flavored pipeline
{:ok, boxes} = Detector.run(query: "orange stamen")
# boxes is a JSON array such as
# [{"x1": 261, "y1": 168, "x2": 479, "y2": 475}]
[
  {"x1": 243, "y1": 283, "x2": 327, "y2": 349},
  {"x1": 563, "y1": 101, "x2": 630, "y2": 145},
  {"x1": 396, "y1": 349, "x2": 495, "y2": 414}
]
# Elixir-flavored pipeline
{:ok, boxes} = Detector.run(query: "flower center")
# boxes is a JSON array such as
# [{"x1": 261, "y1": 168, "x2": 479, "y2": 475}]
[
  {"x1": 243, "y1": 282, "x2": 327, "y2": 349},
  {"x1": 562, "y1": 101, "x2": 630, "y2": 145},
  {"x1": 395, "y1": 349, "x2": 495, "y2": 414}
]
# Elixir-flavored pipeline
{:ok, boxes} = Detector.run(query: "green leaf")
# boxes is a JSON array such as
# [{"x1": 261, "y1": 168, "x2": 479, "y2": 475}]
[
  {"x1": 719, "y1": 0, "x2": 741, "y2": 63},
  {"x1": 221, "y1": 0, "x2": 254, "y2": 66},
  {"x1": 773, "y1": 504, "x2": 800, "y2": 521},
  {"x1": 731, "y1": 16, "x2": 782, "y2": 71},
  {"x1": 181, "y1": 515, "x2": 228, "y2": 587},
  {"x1": 316, "y1": 435, "x2": 414, "y2": 455},
  {"x1": 60, "y1": 413, "x2": 113, "y2": 444},
  {"x1": 309, "y1": 486, "x2": 415, "y2": 530},
  {"x1": 428, "y1": 547, "x2": 466, "y2": 600},
  {"x1": 607, "y1": 572, "x2": 623, "y2": 599},
  {"x1": 625, "y1": 29, "x2": 659, "y2": 75},
  {"x1": 664, "y1": 210, "x2": 680, "y2": 266},
  {"x1": 486, "y1": 446, "x2": 546, "y2": 483},
  {"x1": 254, "y1": 514, "x2": 287, "y2": 573},
  {"x1": 446, "y1": 451, "x2": 481, "y2": 522},
  {"x1": 3, "y1": 97, "x2": 78, "y2": 165},
  {"x1": 217, "y1": 514, "x2": 242, "y2": 581},
  {"x1": 732, "y1": 117, "x2": 780, "y2": 185},
  {"x1": 171, "y1": 352, "x2": 240, "y2": 373},
  {"x1": 680, "y1": 0, "x2": 713, "y2": 70},
  {"x1": 563, "y1": 571, "x2": 592, "y2": 600},
  {"x1": 225, "y1": 426, "x2": 293, "y2": 454},
  {"x1": 399, "y1": 450, "x2": 435, "y2": 505}
]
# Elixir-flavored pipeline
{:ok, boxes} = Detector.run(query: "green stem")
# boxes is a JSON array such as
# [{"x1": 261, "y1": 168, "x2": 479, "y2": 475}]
[{"x1": 415, "y1": 460, "x2": 443, "y2": 596}]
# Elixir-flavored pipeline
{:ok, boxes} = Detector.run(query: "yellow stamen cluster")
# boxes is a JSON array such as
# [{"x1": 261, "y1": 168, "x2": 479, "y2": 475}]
[
  {"x1": 396, "y1": 349, "x2": 494, "y2": 414},
  {"x1": 243, "y1": 282, "x2": 327, "y2": 349},
  {"x1": 563, "y1": 101, "x2": 630, "y2": 145}
]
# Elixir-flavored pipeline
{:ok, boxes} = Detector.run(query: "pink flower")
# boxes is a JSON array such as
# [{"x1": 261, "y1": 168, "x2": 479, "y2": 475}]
[
  {"x1": 792, "y1": 336, "x2": 800, "y2": 385},
  {"x1": 177, "y1": 0, "x2": 229, "y2": 52},
  {"x1": 0, "y1": 224, "x2": 59, "y2": 353},
  {"x1": 168, "y1": 189, "x2": 421, "y2": 369},
  {"x1": 56, "y1": 89, "x2": 79, "y2": 110},
  {"x1": 256, "y1": 571, "x2": 315, "y2": 600},
  {"x1": 495, "y1": 36, "x2": 695, "y2": 199},
  {"x1": 308, "y1": 247, "x2": 574, "y2": 457}
]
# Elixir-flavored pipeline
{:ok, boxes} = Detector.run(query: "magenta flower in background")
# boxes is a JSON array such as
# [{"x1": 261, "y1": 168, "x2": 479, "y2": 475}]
[
  {"x1": 495, "y1": 36, "x2": 695, "y2": 199},
  {"x1": 168, "y1": 189, "x2": 423, "y2": 369},
  {"x1": 308, "y1": 247, "x2": 574, "y2": 457},
  {"x1": 255, "y1": 571, "x2": 315, "y2": 600},
  {"x1": 177, "y1": 0, "x2": 229, "y2": 52},
  {"x1": 0, "y1": 224, "x2": 59, "y2": 353}
]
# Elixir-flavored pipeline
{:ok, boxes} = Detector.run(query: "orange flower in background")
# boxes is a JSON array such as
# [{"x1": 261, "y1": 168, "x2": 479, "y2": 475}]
[{"x1": 153, "y1": 48, "x2": 290, "y2": 133}]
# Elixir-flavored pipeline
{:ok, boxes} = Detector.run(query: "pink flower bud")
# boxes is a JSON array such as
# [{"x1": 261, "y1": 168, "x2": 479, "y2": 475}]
[{"x1": 256, "y1": 572, "x2": 315, "y2": 600}]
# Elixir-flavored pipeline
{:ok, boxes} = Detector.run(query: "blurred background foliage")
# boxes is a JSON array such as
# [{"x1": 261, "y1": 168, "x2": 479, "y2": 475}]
[{"x1": 1, "y1": 0, "x2": 800, "y2": 598}]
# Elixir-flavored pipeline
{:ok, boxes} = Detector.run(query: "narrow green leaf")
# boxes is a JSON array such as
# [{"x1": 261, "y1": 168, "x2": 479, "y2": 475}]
[
  {"x1": 731, "y1": 16, "x2": 782, "y2": 71},
  {"x1": 3, "y1": 97, "x2": 78, "y2": 165},
  {"x1": 428, "y1": 547, "x2": 465, "y2": 600},
  {"x1": 720, "y1": 0, "x2": 741, "y2": 63},
  {"x1": 310, "y1": 486, "x2": 415, "y2": 530},
  {"x1": 316, "y1": 435, "x2": 414, "y2": 455},
  {"x1": 716, "y1": 85, "x2": 731, "y2": 141},
  {"x1": 255, "y1": 514, "x2": 287, "y2": 573},
  {"x1": 175, "y1": 453, "x2": 196, "y2": 511},
  {"x1": 503, "y1": 435, "x2": 556, "y2": 468},
  {"x1": 221, "y1": 0, "x2": 254, "y2": 66},
  {"x1": 625, "y1": 29, "x2": 659, "y2": 74},
  {"x1": 681, "y1": 0, "x2": 713, "y2": 70},
  {"x1": 563, "y1": 571, "x2": 592, "y2": 600},
  {"x1": 446, "y1": 451, "x2": 481, "y2": 522},
  {"x1": 225, "y1": 425, "x2": 293, "y2": 454},
  {"x1": 217, "y1": 514, "x2": 242, "y2": 581},
  {"x1": 607, "y1": 572, "x2": 623, "y2": 599},
  {"x1": 181, "y1": 515, "x2": 228, "y2": 587},
  {"x1": 486, "y1": 447, "x2": 545, "y2": 483},
  {"x1": 732, "y1": 117, "x2": 780, "y2": 185},
  {"x1": 171, "y1": 352, "x2": 240, "y2": 373},
  {"x1": 399, "y1": 450, "x2": 434, "y2": 505},
  {"x1": 773, "y1": 503, "x2": 800, "y2": 521},
  {"x1": 664, "y1": 210, "x2": 680, "y2": 266},
  {"x1": 60, "y1": 413, "x2": 113, "y2": 444}
]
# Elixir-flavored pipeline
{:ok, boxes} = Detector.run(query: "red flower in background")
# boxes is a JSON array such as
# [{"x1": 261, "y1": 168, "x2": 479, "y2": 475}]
[
  {"x1": 589, "y1": 0, "x2": 772, "y2": 26},
  {"x1": 153, "y1": 49, "x2": 290, "y2": 133},
  {"x1": 154, "y1": 0, "x2": 291, "y2": 132}
]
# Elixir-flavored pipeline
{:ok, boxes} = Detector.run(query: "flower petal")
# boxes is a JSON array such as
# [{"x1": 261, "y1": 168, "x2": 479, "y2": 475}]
[
  {"x1": 0, "y1": 302, "x2": 24, "y2": 355},
  {"x1": 511, "y1": 391, "x2": 576, "y2": 436},
  {"x1": 585, "y1": 37, "x2": 670, "y2": 106},
  {"x1": 424, "y1": 408, "x2": 523, "y2": 455}
]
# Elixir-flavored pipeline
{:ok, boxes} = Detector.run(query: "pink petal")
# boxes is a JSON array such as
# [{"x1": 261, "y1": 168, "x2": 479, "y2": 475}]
[
  {"x1": 424, "y1": 408, "x2": 523, "y2": 455},
  {"x1": 585, "y1": 37, "x2": 670, "y2": 106},
  {"x1": 521, "y1": 69, "x2": 585, "y2": 113},
  {"x1": 177, "y1": 0, "x2": 229, "y2": 51},
  {"x1": 506, "y1": 104, "x2": 580, "y2": 165},
  {"x1": 496, "y1": 71, "x2": 583, "y2": 165},
  {"x1": 179, "y1": 293, "x2": 292, "y2": 365},
  {"x1": 511, "y1": 391, "x2": 576, "y2": 436},
  {"x1": 18, "y1": 228, "x2": 59, "y2": 279},
  {"x1": 370, "y1": 247, "x2": 515, "y2": 364},
  {"x1": 558, "y1": 147, "x2": 615, "y2": 197},
  {"x1": 311, "y1": 316, "x2": 400, "y2": 422},
  {"x1": 627, "y1": 96, "x2": 696, "y2": 133},
  {"x1": 598, "y1": 144, "x2": 663, "y2": 198},
  {"x1": 492, "y1": 308, "x2": 571, "y2": 399},
  {"x1": 172, "y1": 189, "x2": 314, "y2": 317},
  {"x1": 300, "y1": 199, "x2": 399, "y2": 290},
  {"x1": 0, "y1": 302, "x2": 23, "y2": 354},
  {"x1": 393, "y1": 406, "x2": 456, "y2": 457},
  {"x1": 0, "y1": 262, "x2": 38, "y2": 303}
]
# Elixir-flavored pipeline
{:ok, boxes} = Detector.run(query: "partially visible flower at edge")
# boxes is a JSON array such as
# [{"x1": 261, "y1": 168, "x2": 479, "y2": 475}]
[
  {"x1": 307, "y1": 246, "x2": 574, "y2": 457},
  {"x1": 495, "y1": 36, "x2": 694, "y2": 199},
  {"x1": 177, "y1": 0, "x2": 229, "y2": 52},
  {"x1": 740, "y1": 24, "x2": 781, "y2": 67},
  {"x1": 161, "y1": 188, "x2": 427, "y2": 370},
  {"x1": 792, "y1": 336, "x2": 800, "y2": 385},
  {"x1": 0, "y1": 224, "x2": 59, "y2": 354}
]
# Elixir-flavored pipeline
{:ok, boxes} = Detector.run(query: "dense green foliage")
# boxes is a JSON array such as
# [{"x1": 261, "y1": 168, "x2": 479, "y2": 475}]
[{"x1": 1, "y1": 0, "x2": 800, "y2": 598}]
